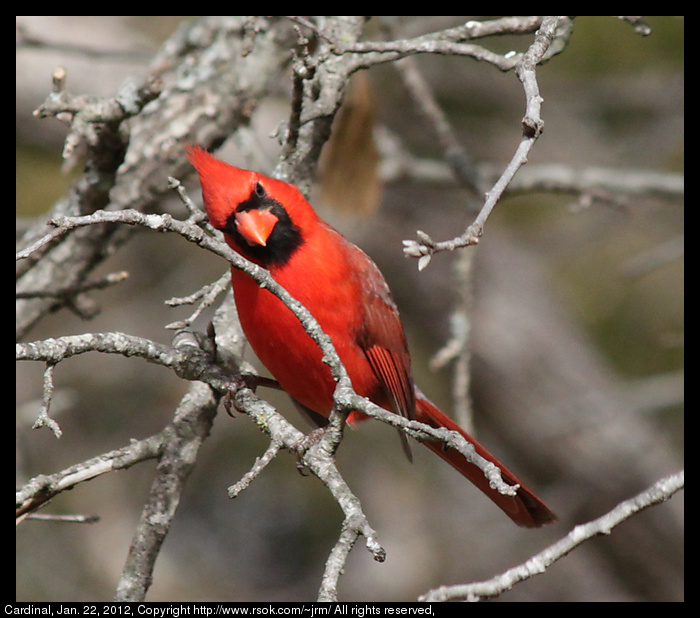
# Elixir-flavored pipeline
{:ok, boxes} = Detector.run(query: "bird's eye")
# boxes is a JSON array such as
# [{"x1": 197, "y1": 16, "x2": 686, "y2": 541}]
[{"x1": 254, "y1": 182, "x2": 266, "y2": 198}]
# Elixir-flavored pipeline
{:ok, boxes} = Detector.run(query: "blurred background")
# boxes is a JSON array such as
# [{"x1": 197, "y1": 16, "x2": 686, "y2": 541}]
[{"x1": 17, "y1": 17, "x2": 683, "y2": 601}]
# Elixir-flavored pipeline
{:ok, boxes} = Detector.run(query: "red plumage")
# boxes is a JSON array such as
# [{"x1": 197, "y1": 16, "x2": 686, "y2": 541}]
[{"x1": 188, "y1": 145, "x2": 556, "y2": 527}]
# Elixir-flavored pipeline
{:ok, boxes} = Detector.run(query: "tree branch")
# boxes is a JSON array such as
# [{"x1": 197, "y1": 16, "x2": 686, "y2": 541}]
[
  {"x1": 420, "y1": 471, "x2": 684, "y2": 602},
  {"x1": 16, "y1": 430, "x2": 165, "y2": 524},
  {"x1": 115, "y1": 382, "x2": 219, "y2": 601},
  {"x1": 403, "y1": 16, "x2": 567, "y2": 269}
]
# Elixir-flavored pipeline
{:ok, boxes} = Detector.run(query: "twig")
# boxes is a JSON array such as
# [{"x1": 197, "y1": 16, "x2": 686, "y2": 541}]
[
  {"x1": 33, "y1": 65, "x2": 161, "y2": 164},
  {"x1": 16, "y1": 431, "x2": 165, "y2": 523},
  {"x1": 167, "y1": 176, "x2": 209, "y2": 224},
  {"x1": 403, "y1": 16, "x2": 566, "y2": 269},
  {"x1": 227, "y1": 439, "x2": 283, "y2": 498},
  {"x1": 339, "y1": 17, "x2": 546, "y2": 72},
  {"x1": 420, "y1": 470, "x2": 684, "y2": 602},
  {"x1": 165, "y1": 271, "x2": 231, "y2": 331},
  {"x1": 31, "y1": 363, "x2": 61, "y2": 438}
]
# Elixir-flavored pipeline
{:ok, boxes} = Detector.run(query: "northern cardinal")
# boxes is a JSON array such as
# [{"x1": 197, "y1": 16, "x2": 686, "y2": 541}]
[{"x1": 188, "y1": 145, "x2": 556, "y2": 527}]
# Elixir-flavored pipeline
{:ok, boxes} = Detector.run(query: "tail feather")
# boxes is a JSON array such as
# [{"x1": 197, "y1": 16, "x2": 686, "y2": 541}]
[{"x1": 414, "y1": 391, "x2": 556, "y2": 528}]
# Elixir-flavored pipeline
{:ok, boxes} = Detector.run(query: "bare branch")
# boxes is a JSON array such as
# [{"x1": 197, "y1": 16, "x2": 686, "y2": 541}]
[
  {"x1": 30, "y1": 363, "x2": 61, "y2": 438},
  {"x1": 420, "y1": 471, "x2": 684, "y2": 602},
  {"x1": 230, "y1": 385, "x2": 386, "y2": 603},
  {"x1": 403, "y1": 16, "x2": 566, "y2": 268},
  {"x1": 16, "y1": 431, "x2": 165, "y2": 523},
  {"x1": 337, "y1": 17, "x2": 546, "y2": 72},
  {"x1": 165, "y1": 271, "x2": 231, "y2": 331},
  {"x1": 378, "y1": 131, "x2": 684, "y2": 201},
  {"x1": 227, "y1": 440, "x2": 283, "y2": 498},
  {"x1": 115, "y1": 382, "x2": 219, "y2": 601}
]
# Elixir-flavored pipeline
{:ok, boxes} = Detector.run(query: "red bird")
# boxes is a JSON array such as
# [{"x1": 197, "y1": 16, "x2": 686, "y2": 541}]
[{"x1": 188, "y1": 145, "x2": 556, "y2": 527}]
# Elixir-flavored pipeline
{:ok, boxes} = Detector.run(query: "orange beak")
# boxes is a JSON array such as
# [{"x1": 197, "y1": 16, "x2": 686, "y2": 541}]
[{"x1": 235, "y1": 209, "x2": 279, "y2": 246}]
